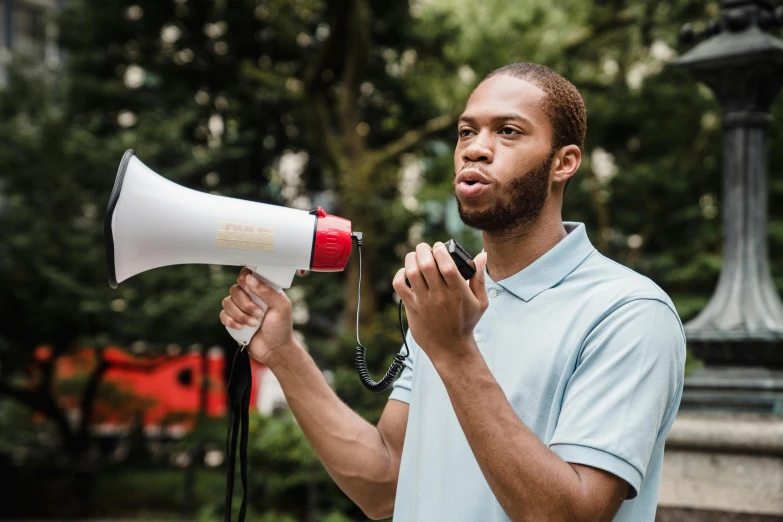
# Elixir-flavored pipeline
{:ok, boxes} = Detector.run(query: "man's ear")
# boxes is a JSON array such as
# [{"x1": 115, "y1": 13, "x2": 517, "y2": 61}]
[{"x1": 551, "y1": 145, "x2": 581, "y2": 185}]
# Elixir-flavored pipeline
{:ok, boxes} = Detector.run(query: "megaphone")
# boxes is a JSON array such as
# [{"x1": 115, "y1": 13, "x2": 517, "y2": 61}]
[{"x1": 105, "y1": 149, "x2": 354, "y2": 346}]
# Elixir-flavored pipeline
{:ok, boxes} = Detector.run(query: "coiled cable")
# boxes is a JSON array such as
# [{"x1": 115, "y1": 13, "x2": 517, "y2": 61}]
[{"x1": 352, "y1": 232, "x2": 410, "y2": 393}]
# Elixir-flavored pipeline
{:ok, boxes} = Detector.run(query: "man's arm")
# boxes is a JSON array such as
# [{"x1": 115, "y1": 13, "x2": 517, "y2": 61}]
[
  {"x1": 264, "y1": 338, "x2": 408, "y2": 519},
  {"x1": 434, "y1": 345, "x2": 627, "y2": 522}
]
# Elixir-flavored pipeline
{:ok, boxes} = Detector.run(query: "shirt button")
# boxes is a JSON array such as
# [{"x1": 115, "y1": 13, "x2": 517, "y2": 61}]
[{"x1": 489, "y1": 289, "x2": 498, "y2": 298}]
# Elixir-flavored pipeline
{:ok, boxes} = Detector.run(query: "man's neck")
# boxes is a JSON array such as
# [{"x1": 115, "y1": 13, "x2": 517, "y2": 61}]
[{"x1": 481, "y1": 211, "x2": 568, "y2": 282}]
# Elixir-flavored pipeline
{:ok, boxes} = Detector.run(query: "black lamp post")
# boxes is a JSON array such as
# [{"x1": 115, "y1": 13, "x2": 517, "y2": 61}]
[
  {"x1": 678, "y1": 0, "x2": 783, "y2": 368},
  {"x1": 676, "y1": 0, "x2": 783, "y2": 412}
]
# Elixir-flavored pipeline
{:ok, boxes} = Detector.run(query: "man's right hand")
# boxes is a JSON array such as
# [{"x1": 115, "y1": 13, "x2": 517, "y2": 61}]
[{"x1": 219, "y1": 268, "x2": 295, "y2": 365}]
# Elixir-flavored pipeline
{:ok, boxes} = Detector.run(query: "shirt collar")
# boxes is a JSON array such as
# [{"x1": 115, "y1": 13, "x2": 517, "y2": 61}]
[{"x1": 483, "y1": 222, "x2": 595, "y2": 302}]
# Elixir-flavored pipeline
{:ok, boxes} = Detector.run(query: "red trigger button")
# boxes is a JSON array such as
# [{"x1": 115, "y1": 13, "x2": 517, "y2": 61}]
[{"x1": 309, "y1": 207, "x2": 327, "y2": 218}]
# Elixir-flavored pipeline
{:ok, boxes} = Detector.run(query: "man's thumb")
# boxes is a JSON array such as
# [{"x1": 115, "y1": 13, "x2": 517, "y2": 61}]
[{"x1": 469, "y1": 251, "x2": 487, "y2": 298}]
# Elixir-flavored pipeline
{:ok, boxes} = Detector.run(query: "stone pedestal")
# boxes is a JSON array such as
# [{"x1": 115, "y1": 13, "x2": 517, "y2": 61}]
[
  {"x1": 657, "y1": 508, "x2": 783, "y2": 521},
  {"x1": 658, "y1": 412, "x2": 783, "y2": 519},
  {"x1": 679, "y1": 366, "x2": 783, "y2": 413}
]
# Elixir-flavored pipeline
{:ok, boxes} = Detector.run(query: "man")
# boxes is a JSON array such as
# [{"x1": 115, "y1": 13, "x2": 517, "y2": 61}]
[{"x1": 219, "y1": 62, "x2": 686, "y2": 522}]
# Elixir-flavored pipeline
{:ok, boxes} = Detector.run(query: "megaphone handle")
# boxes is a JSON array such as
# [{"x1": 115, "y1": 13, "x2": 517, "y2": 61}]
[{"x1": 225, "y1": 270, "x2": 283, "y2": 346}]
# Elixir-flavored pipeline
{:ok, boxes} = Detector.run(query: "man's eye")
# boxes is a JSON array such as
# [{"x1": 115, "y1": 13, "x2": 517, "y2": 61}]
[
  {"x1": 459, "y1": 129, "x2": 474, "y2": 137},
  {"x1": 500, "y1": 127, "x2": 520, "y2": 135}
]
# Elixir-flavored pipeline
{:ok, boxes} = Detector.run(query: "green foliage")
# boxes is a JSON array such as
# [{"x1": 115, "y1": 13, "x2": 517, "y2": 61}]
[
  {"x1": 182, "y1": 411, "x2": 371, "y2": 522},
  {"x1": 93, "y1": 468, "x2": 224, "y2": 513},
  {"x1": 0, "y1": 399, "x2": 59, "y2": 461}
]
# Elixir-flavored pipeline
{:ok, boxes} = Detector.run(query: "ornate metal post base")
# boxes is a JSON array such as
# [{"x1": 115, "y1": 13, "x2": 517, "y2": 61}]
[{"x1": 679, "y1": 0, "x2": 783, "y2": 369}]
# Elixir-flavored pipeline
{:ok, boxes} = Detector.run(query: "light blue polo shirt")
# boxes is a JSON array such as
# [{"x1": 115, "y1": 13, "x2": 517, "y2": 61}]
[{"x1": 389, "y1": 222, "x2": 686, "y2": 522}]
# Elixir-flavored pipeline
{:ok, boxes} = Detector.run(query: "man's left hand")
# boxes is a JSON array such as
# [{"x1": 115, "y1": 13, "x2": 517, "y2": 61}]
[{"x1": 392, "y1": 242, "x2": 489, "y2": 367}]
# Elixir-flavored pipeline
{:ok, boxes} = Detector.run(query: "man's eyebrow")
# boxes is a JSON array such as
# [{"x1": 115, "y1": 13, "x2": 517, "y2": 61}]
[{"x1": 458, "y1": 113, "x2": 532, "y2": 126}]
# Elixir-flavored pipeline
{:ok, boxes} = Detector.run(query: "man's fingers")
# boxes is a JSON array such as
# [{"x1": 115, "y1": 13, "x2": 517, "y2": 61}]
[
  {"x1": 244, "y1": 273, "x2": 288, "y2": 309},
  {"x1": 237, "y1": 267, "x2": 253, "y2": 287},
  {"x1": 222, "y1": 295, "x2": 260, "y2": 327},
  {"x1": 415, "y1": 242, "x2": 445, "y2": 291},
  {"x1": 405, "y1": 251, "x2": 426, "y2": 292},
  {"x1": 220, "y1": 310, "x2": 245, "y2": 331},
  {"x1": 230, "y1": 284, "x2": 265, "y2": 318},
  {"x1": 237, "y1": 269, "x2": 282, "y2": 310},
  {"x1": 393, "y1": 267, "x2": 415, "y2": 303},
  {"x1": 469, "y1": 251, "x2": 489, "y2": 307},
  {"x1": 431, "y1": 241, "x2": 465, "y2": 290}
]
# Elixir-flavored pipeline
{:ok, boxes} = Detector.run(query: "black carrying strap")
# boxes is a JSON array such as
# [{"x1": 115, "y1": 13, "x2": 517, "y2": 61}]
[{"x1": 225, "y1": 347, "x2": 252, "y2": 522}]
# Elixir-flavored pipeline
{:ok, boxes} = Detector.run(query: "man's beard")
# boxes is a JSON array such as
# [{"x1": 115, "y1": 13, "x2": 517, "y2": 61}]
[{"x1": 455, "y1": 151, "x2": 555, "y2": 233}]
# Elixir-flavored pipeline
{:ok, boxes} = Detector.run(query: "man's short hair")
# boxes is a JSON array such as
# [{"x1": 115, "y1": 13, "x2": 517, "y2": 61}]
[{"x1": 484, "y1": 63, "x2": 586, "y2": 153}]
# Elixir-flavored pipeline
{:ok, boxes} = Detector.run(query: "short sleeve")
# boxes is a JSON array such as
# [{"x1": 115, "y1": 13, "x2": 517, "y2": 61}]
[
  {"x1": 388, "y1": 329, "x2": 418, "y2": 404},
  {"x1": 549, "y1": 299, "x2": 685, "y2": 499}
]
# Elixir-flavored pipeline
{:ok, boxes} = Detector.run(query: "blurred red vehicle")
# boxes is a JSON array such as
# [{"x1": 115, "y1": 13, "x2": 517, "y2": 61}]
[{"x1": 40, "y1": 346, "x2": 283, "y2": 438}]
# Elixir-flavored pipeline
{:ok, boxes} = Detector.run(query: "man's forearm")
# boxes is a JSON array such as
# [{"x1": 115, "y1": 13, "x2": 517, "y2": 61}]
[
  {"x1": 262, "y1": 336, "x2": 398, "y2": 517},
  {"x1": 433, "y1": 341, "x2": 612, "y2": 522}
]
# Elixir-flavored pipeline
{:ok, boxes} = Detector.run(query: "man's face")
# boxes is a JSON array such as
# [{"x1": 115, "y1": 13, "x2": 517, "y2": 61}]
[{"x1": 453, "y1": 75, "x2": 555, "y2": 233}]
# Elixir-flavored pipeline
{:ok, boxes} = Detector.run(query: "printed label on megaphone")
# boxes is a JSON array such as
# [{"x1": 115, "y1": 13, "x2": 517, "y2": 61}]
[
  {"x1": 105, "y1": 149, "x2": 353, "y2": 344},
  {"x1": 216, "y1": 221, "x2": 275, "y2": 251}
]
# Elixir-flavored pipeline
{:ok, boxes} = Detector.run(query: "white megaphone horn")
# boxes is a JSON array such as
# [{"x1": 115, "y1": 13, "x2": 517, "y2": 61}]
[{"x1": 105, "y1": 149, "x2": 354, "y2": 346}]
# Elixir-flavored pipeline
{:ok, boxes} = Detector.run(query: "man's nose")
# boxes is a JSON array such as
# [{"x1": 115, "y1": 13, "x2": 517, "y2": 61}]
[{"x1": 462, "y1": 131, "x2": 494, "y2": 163}]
